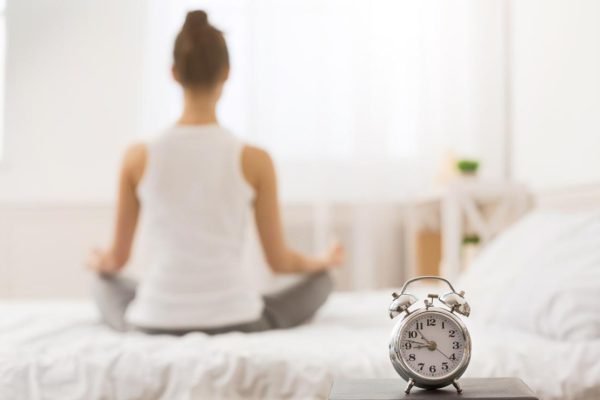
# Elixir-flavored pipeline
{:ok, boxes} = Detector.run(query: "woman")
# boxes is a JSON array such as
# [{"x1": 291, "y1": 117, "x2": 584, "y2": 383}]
[{"x1": 87, "y1": 10, "x2": 344, "y2": 335}]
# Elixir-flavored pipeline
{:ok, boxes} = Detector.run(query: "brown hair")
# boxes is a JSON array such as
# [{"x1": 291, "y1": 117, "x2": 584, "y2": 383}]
[{"x1": 173, "y1": 10, "x2": 229, "y2": 89}]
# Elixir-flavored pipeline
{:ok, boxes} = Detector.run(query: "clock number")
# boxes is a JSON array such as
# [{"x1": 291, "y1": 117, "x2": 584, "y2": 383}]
[
  {"x1": 442, "y1": 362, "x2": 449, "y2": 371},
  {"x1": 449, "y1": 330, "x2": 456, "y2": 338},
  {"x1": 416, "y1": 322, "x2": 423, "y2": 330},
  {"x1": 449, "y1": 353, "x2": 457, "y2": 361},
  {"x1": 441, "y1": 321, "x2": 445, "y2": 329},
  {"x1": 426, "y1": 318, "x2": 436, "y2": 327},
  {"x1": 452, "y1": 341, "x2": 461, "y2": 349},
  {"x1": 418, "y1": 363, "x2": 424, "y2": 371},
  {"x1": 408, "y1": 354, "x2": 416, "y2": 361},
  {"x1": 408, "y1": 331, "x2": 417, "y2": 339},
  {"x1": 429, "y1": 365, "x2": 436, "y2": 373},
  {"x1": 404, "y1": 342, "x2": 412, "y2": 350}
]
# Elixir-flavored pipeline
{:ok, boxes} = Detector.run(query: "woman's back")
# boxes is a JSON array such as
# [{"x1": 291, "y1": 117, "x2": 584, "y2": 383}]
[
  {"x1": 88, "y1": 10, "x2": 342, "y2": 334},
  {"x1": 125, "y1": 125, "x2": 263, "y2": 329}
]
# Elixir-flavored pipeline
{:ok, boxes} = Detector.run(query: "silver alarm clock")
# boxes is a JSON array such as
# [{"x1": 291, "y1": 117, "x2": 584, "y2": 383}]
[{"x1": 388, "y1": 276, "x2": 471, "y2": 394}]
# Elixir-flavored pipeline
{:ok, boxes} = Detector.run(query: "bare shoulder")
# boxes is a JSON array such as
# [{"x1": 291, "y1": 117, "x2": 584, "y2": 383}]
[
  {"x1": 124, "y1": 142, "x2": 147, "y2": 162},
  {"x1": 122, "y1": 142, "x2": 147, "y2": 184},
  {"x1": 241, "y1": 145, "x2": 275, "y2": 189},
  {"x1": 242, "y1": 145, "x2": 271, "y2": 163}
]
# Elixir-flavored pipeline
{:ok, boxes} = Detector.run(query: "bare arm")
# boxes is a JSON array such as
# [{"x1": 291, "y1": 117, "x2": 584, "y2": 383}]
[
  {"x1": 87, "y1": 143, "x2": 146, "y2": 274},
  {"x1": 242, "y1": 146, "x2": 343, "y2": 274}
]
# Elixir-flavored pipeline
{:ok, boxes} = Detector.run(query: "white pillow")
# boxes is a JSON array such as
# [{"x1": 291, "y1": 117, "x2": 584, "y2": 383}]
[{"x1": 458, "y1": 208, "x2": 600, "y2": 341}]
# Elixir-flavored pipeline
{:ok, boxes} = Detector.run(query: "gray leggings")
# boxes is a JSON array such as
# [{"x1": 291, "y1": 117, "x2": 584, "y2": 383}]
[{"x1": 92, "y1": 271, "x2": 333, "y2": 335}]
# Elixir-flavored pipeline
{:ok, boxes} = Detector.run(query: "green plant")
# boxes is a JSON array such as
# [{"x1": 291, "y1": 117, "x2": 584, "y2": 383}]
[
  {"x1": 456, "y1": 159, "x2": 480, "y2": 174},
  {"x1": 462, "y1": 234, "x2": 480, "y2": 245}
]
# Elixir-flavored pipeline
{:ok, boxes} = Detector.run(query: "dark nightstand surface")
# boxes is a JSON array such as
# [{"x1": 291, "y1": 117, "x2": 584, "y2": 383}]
[{"x1": 329, "y1": 378, "x2": 539, "y2": 400}]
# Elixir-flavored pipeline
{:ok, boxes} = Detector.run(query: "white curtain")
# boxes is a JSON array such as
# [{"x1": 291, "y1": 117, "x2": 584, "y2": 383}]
[{"x1": 141, "y1": 0, "x2": 508, "y2": 288}]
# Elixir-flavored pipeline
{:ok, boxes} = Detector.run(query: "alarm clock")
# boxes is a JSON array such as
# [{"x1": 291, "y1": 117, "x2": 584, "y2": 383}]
[{"x1": 388, "y1": 276, "x2": 471, "y2": 394}]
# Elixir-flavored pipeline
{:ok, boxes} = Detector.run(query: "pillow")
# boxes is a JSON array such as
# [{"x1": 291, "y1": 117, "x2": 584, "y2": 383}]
[{"x1": 458, "y1": 208, "x2": 600, "y2": 341}]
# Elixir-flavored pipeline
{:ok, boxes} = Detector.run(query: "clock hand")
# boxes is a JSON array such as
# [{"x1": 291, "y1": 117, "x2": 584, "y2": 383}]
[
  {"x1": 405, "y1": 340, "x2": 428, "y2": 346},
  {"x1": 435, "y1": 347, "x2": 451, "y2": 360},
  {"x1": 416, "y1": 331, "x2": 438, "y2": 351},
  {"x1": 418, "y1": 329, "x2": 430, "y2": 342}
]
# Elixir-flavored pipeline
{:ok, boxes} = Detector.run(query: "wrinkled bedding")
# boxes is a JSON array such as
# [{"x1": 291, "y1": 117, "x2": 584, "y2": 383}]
[{"x1": 0, "y1": 291, "x2": 599, "y2": 400}]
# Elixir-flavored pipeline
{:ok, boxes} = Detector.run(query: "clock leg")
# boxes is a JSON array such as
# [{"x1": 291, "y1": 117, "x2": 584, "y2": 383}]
[
  {"x1": 404, "y1": 378, "x2": 415, "y2": 394},
  {"x1": 452, "y1": 379, "x2": 462, "y2": 394}
]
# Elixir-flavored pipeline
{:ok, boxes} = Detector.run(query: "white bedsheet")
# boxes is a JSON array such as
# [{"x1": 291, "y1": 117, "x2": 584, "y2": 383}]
[{"x1": 1, "y1": 291, "x2": 599, "y2": 400}]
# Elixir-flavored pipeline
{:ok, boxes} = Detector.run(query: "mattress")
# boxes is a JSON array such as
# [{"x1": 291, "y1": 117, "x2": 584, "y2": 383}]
[{"x1": 0, "y1": 291, "x2": 599, "y2": 400}]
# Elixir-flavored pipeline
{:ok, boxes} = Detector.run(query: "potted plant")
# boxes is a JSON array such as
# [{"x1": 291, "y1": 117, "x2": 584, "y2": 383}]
[
  {"x1": 462, "y1": 233, "x2": 480, "y2": 268},
  {"x1": 456, "y1": 159, "x2": 480, "y2": 176}
]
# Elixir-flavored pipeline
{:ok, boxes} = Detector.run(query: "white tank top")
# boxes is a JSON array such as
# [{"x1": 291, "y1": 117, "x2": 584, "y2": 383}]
[{"x1": 125, "y1": 124, "x2": 263, "y2": 329}]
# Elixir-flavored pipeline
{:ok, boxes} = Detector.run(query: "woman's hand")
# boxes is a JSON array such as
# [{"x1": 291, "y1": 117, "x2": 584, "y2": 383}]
[
  {"x1": 318, "y1": 241, "x2": 345, "y2": 270},
  {"x1": 86, "y1": 248, "x2": 120, "y2": 275}
]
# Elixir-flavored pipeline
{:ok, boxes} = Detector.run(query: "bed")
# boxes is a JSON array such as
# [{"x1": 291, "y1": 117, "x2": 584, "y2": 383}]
[
  {"x1": 1, "y1": 291, "x2": 599, "y2": 399},
  {"x1": 2, "y1": 186, "x2": 600, "y2": 400}
]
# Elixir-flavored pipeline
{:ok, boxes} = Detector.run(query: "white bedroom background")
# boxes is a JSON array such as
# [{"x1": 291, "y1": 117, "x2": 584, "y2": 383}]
[
  {"x1": 0, "y1": 0, "x2": 146, "y2": 203},
  {"x1": 510, "y1": 0, "x2": 600, "y2": 190}
]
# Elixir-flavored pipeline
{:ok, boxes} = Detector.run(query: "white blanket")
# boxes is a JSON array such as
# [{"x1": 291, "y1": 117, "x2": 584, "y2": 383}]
[{"x1": 0, "y1": 292, "x2": 599, "y2": 400}]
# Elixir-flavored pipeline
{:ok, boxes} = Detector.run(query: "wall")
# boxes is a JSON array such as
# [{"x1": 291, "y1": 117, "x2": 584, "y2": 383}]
[
  {"x1": 0, "y1": 0, "x2": 146, "y2": 203},
  {"x1": 510, "y1": 0, "x2": 600, "y2": 188},
  {"x1": 0, "y1": 204, "x2": 112, "y2": 297}
]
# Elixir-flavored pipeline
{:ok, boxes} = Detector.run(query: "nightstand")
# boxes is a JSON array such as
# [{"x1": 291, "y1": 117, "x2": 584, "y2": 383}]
[{"x1": 329, "y1": 378, "x2": 539, "y2": 400}]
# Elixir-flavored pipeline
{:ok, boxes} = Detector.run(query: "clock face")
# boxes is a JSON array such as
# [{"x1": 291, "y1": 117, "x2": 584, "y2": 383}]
[{"x1": 398, "y1": 312, "x2": 467, "y2": 379}]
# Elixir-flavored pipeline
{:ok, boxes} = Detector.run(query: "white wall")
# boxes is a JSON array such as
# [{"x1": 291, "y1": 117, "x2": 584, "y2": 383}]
[
  {"x1": 510, "y1": 0, "x2": 600, "y2": 189},
  {"x1": 0, "y1": 205, "x2": 112, "y2": 297},
  {"x1": 0, "y1": 0, "x2": 146, "y2": 203}
]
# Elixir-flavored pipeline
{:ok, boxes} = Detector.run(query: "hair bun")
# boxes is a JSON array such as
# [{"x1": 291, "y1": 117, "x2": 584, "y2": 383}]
[
  {"x1": 174, "y1": 9, "x2": 229, "y2": 88},
  {"x1": 184, "y1": 10, "x2": 209, "y2": 32}
]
